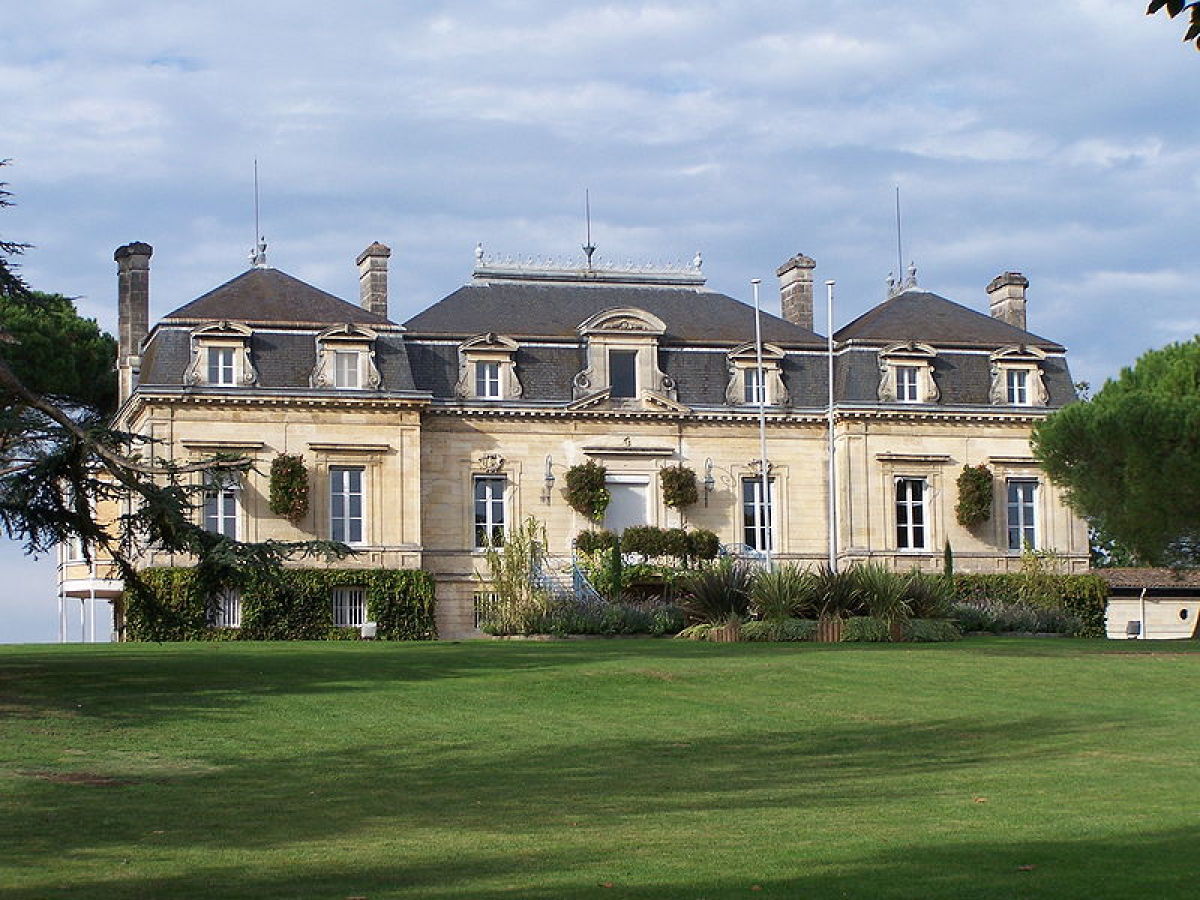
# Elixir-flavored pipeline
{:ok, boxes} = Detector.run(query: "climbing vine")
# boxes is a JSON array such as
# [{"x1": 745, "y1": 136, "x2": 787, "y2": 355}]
[
  {"x1": 955, "y1": 464, "x2": 994, "y2": 528},
  {"x1": 269, "y1": 453, "x2": 310, "y2": 524},
  {"x1": 660, "y1": 464, "x2": 699, "y2": 510},
  {"x1": 564, "y1": 460, "x2": 610, "y2": 521}
]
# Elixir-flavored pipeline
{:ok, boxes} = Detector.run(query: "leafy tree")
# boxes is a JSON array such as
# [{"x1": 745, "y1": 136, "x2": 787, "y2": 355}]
[
  {"x1": 1148, "y1": 1, "x2": 1200, "y2": 50},
  {"x1": 1032, "y1": 337, "x2": 1200, "y2": 566},
  {"x1": 0, "y1": 164, "x2": 346, "y2": 600}
]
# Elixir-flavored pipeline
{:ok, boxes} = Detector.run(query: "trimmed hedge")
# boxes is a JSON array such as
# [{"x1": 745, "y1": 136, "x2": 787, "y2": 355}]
[
  {"x1": 480, "y1": 599, "x2": 684, "y2": 637},
  {"x1": 126, "y1": 567, "x2": 437, "y2": 642},
  {"x1": 951, "y1": 572, "x2": 1108, "y2": 638},
  {"x1": 697, "y1": 617, "x2": 960, "y2": 643}
]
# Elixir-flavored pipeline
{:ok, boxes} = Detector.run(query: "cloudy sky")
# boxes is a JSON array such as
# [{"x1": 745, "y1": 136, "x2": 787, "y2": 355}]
[{"x1": 2, "y1": 1, "x2": 1197, "y2": 642}]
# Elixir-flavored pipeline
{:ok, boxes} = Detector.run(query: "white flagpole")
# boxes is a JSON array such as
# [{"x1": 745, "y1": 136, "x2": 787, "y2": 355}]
[
  {"x1": 826, "y1": 279, "x2": 837, "y2": 572},
  {"x1": 751, "y1": 278, "x2": 772, "y2": 571}
]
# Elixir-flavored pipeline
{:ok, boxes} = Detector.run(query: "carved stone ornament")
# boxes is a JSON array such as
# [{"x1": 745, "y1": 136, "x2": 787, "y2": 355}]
[
  {"x1": 310, "y1": 346, "x2": 382, "y2": 390},
  {"x1": 477, "y1": 452, "x2": 505, "y2": 474},
  {"x1": 748, "y1": 458, "x2": 773, "y2": 476},
  {"x1": 183, "y1": 342, "x2": 258, "y2": 387},
  {"x1": 572, "y1": 367, "x2": 595, "y2": 399},
  {"x1": 607, "y1": 318, "x2": 651, "y2": 331}
]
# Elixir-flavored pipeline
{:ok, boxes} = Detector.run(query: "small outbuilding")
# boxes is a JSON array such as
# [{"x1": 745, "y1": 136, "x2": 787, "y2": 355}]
[{"x1": 1102, "y1": 568, "x2": 1200, "y2": 640}]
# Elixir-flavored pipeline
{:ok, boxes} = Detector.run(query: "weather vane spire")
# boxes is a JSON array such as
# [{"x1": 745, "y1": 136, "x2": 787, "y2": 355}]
[
  {"x1": 582, "y1": 189, "x2": 596, "y2": 270},
  {"x1": 250, "y1": 158, "x2": 268, "y2": 268}
]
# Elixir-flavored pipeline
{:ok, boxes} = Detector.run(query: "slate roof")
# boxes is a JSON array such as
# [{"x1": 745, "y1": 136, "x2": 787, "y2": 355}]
[
  {"x1": 835, "y1": 289, "x2": 1064, "y2": 351},
  {"x1": 162, "y1": 267, "x2": 393, "y2": 328},
  {"x1": 402, "y1": 281, "x2": 825, "y2": 347}
]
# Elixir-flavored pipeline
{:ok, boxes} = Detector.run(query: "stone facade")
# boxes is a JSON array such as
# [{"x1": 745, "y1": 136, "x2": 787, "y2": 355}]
[{"x1": 58, "y1": 241, "x2": 1089, "y2": 640}]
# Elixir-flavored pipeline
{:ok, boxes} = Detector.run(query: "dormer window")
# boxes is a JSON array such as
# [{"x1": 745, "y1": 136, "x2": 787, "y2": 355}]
[
  {"x1": 896, "y1": 366, "x2": 920, "y2": 403},
  {"x1": 184, "y1": 321, "x2": 257, "y2": 388},
  {"x1": 725, "y1": 343, "x2": 788, "y2": 407},
  {"x1": 572, "y1": 309, "x2": 677, "y2": 407},
  {"x1": 456, "y1": 333, "x2": 521, "y2": 401},
  {"x1": 208, "y1": 348, "x2": 235, "y2": 386},
  {"x1": 475, "y1": 361, "x2": 501, "y2": 399},
  {"x1": 990, "y1": 345, "x2": 1049, "y2": 407},
  {"x1": 311, "y1": 324, "x2": 382, "y2": 391},
  {"x1": 878, "y1": 342, "x2": 939, "y2": 405}
]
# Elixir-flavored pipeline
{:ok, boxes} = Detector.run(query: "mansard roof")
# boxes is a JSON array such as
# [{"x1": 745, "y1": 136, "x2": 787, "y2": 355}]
[
  {"x1": 835, "y1": 289, "x2": 1064, "y2": 352},
  {"x1": 402, "y1": 281, "x2": 825, "y2": 347},
  {"x1": 162, "y1": 267, "x2": 393, "y2": 328}
]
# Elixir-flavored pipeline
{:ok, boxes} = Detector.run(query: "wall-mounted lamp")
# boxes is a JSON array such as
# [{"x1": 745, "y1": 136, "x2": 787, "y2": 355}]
[
  {"x1": 703, "y1": 458, "x2": 716, "y2": 506},
  {"x1": 542, "y1": 454, "x2": 556, "y2": 504}
]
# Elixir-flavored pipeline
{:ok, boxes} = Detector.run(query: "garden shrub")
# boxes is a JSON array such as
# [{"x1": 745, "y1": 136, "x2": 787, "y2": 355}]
[
  {"x1": 751, "y1": 564, "x2": 814, "y2": 621},
  {"x1": 661, "y1": 528, "x2": 691, "y2": 560},
  {"x1": 564, "y1": 460, "x2": 610, "y2": 520},
  {"x1": 842, "y1": 616, "x2": 891, "y2": 642},
  {"x1": 574, "y1": 529, "x2": 617, "y2": 554},
  {"x1": 127, "y1": 567, "x2": 436, "y2": 641},
  {"x1": 902, "y1": 618, "x2": 962, "y2": 642},
  {"x1": 659, "y1": 465, "x2": 699, "y2": 510},
  {"x1": 951, "y1": 570, "x2": 1107, "y2": 637},
  {"x1": 480, "y1": 597, "x2": 683, "y2": 637},
  {"x1": 622, "y1": 525, "x2": 667, "y2": 558},
  {"x1": 955, "y1": 464, "x2": 994, "y2": 528},
  {"x1": 740, "y1": 618, "x2": 818, "y2": 642},
  {"x1": 268, "y1": 453, "x2": 310, "y2": 524},
  {"x1": 688, "y1": 529, "x2": 720, "y2": 560},
  {"x1": 679, "y1": 558, "x2": 754, "y2": 624}
]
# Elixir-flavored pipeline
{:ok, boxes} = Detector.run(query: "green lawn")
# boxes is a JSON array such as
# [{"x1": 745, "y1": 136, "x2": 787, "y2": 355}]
[{"x1": 2, "y1": 638, "x2": 1198, "y2": 899}]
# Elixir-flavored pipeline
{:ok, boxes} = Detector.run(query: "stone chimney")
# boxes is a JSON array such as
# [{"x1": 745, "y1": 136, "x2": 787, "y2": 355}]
[
  {"x1": 987, "y1": 271, "x2": 1029, "y2": 331},
  {"x1": 357, "y1": 242, "x2": 391, "y2": 319},
  {"x1": 776, "y1": 253, "x2": 816, "y2": 331},
  {"x1": 115, "y1": 241, "x2": 152, "y2": 404}
]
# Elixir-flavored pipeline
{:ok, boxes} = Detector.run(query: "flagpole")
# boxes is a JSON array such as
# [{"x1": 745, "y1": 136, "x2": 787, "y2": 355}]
[
  {"x1": 751, "y1": 278, "x2": 772, "y2": 571},
  {"x1": 826, "y1": 279, "x2": 837, "y2": 572}
]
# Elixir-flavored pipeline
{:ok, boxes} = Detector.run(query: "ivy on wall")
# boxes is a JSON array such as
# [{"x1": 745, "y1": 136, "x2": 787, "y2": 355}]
[
  {"x1": 660, "y1": 465, "x2": 699, "y2": 510},
  {"x1": 564, "y1": 460, "x2": 610, "y2": 521},
  {"x1": 955, "y1": 464, "x2": 994, "y2": 528},
  {"x1": 269, "y1": 453, "x2": 310, "y2": 524},
  {"x1": 125, "y1": 567, "x2": 437, "y2": 641}
]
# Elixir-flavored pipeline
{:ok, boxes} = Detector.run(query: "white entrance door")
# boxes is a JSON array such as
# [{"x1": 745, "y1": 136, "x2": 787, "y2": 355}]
[{"x1": 604, "y1": 476, "x2": 649, "y2": 534}]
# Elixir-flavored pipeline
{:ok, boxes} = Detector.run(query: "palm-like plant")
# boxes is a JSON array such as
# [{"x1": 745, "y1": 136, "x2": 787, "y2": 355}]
[
  {"x1": 856, "y1": 562, "x2": 912, "y2": 626},
  {"x1": 810, "y1": 563, "x2": 865, "y2": 620},
  {"x1": 903, "y1": 571, "x2": 954, "y2": 618},
  {"x1": 751, "y1": 564, "x2": 814, "y2": 621},
  {"x1": 679, "y1": 558, "x2": 754, "y2": 625}
]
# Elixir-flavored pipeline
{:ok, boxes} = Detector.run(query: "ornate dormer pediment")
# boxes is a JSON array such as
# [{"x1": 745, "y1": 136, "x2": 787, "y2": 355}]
[
  {"x1": 183, "y1": 321, "x2": 258, "y2": 387},
  {"x1": 878, "y1": 342, "x2": 939, "y2": 404},
  {"x1": 455, "y1": 332, "x2": 522, "y2": 400},
  {"x1": 725, "y1": 342, "x2": 789, "y2": 407},
  {"x1": 572, "y1": 307, "x2": 675, "y2": 406},
  {"x1": 989, "y1": 345, "x2": 1049, "y2": 406},
  {"x1": 310, "y1": 323, "x2": 381, "y2": 390},
  {"x1": 577, "y1": 308, "x2": 667, "y2": 336}
]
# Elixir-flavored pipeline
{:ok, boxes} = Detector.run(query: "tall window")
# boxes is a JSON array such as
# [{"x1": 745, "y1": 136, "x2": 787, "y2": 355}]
[
  {"x1": 895, "y1": 478, "x2": 926, "y2": 550},
  {"x1": 331, "y1": 587, "x2": 366, "y2": 627},
  {"x1": 609, "y1": 350, "x2": 637, "y2": 398},
  {"x1": 1007, "y1": 480, "x2": 1038, "y2": 551},
  {"x1": 208, "y1": 347, "x2": 235, "y2": 385},
  {"x1": 209, "y1": 589, "x2": 242, "y2": 628},
  {"x1": 203, "y1": 473, "x2": 239, "y2": 538},
  {"x1": 474, "y1": 475, "x2": 506, "y2": 548},
  {"x1": 475, "y1": 361, "x2": 501, "y2": 399},
  {"x1": 330, "y1": 466, "x2": 364, "y2": 544},
  {"x1": 896, "y1": 366, "x2": 919, "y2": 402},
  {"x1": 742, "y1": 477, "x2": 774, "y2": 552},
  {"x1": 1006, "y1": 369, "x2": 1029, "y2": 405},
  {"x1": 744, "y1": 367, "x2": 766, "y2": 405},
  {"x1": 334, "y1": 350, "x2": 360, "y2": 389}
]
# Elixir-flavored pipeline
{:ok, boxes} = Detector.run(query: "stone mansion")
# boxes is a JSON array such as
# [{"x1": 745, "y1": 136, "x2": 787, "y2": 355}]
[{"x1": 57, "y1": 239, "x2": 1089, "y2": 639}]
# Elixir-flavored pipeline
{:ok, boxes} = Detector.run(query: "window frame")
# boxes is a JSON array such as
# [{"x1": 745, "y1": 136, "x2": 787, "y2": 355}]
[
  {"x1": 329, "y1": 466, "x2": 365, "y2": 545},
  {"x1": 1006, "y1": 369, "x2": 1029, "y2": 405},
  {"x1": 202, "y1": 472, "x2": 239, "y2": 538},
  {"x1": 334, "y1": 350, "x2": 361, "y2": 390},
  {"x1": 1006, "y1": 479, "x2": 1038, "y2": 551},
  {"x1": 896, "y1": 365, "x2": 920, "y2": 403},
  {"x1": 207, "y1": 347, "x2": 236, "y2": 386},
  {"x1": 895, "y1": 477, "x2": 927, "y2": 551},
  {"x1": 744, "y1": 367, "x2": 766, "y2": 405},
  {"x1": 209, "y1": 588, "x2": 242, "y2": 629},
  {"x1": 741, "y1": 476, "x2": 775, "y2": 553},
  {"x1": 473, "y1": 474, "x2": 507, "y2": 549},
  {"x1": 609, "y1": 349, "x2": 638, "y2": 398},
  {"x1": 475, "y1": 360, "x2": 502, "y2": 399},
  {"x1": 331, "y1": 586, "x2": 366, "y2": 628}
]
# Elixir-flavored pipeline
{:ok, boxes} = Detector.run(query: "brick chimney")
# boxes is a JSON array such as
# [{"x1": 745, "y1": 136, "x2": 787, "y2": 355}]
[
  {"x1": 357, "y1": 242, "x2": 391, "y2": 319},
  {"x1": 776, "y1": 253, "x2": 816, "y2": 331},
  {"x1": 115, "y1": 241, "x2": 152, "y2": 404},
  {"x1": 987, "y1": 271, "x2": 1029, "y2": 331}
]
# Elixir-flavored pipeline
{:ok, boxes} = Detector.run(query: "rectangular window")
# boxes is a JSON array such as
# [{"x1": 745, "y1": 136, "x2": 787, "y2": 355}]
[
  {"x1": 331, "y1": 587, "x2": 366, "y2": 627},
  {"x1": 473, "y1": 591, "x2": 499, "y2": 629},
  {"x1": 896, "y1": 366, "x2": 919, "y2": 402},
  {"x1": 895, "y1": 477, "x2": 927, "y2": 550},
  {"x1": 474, "y1": 475, "x2": 506, "y2": 548},
  {"x1": 65, "y1": 535, "x2": 87, "y2": 563},
  {"x1": 1006, "y1": 369, "x2": 1029, "y2": 405},
  {"x1": 203, "y1": 473, "x2": 239, "y2": 538},
  {"x1": 744, "y1": 368, "x2": 766, "y2": 405},
  {"x1": 609, "y1": 350, "x2": 638, "y2": 398},
  {"x1": 209, "y1": 589, "x2": 242, "y2": 628},
  {"x1": 208, "y1": 347, "x2": 235, "y2": 386},
  {"x1": 475, "y1": 361, "x2": 501, "y2": 399},
  {"x1": 329, "y1": 466, "x2": 365, "y2": 544},
  {"x1": 742, "y1": 476, "x2": 775, "y2": 552},
  {"x1": 1007, "y1": 480, "x2": 1038, "y2": 551},
  {"x1": 334, "y1": 351, "x2": 360, "y2": 389}
]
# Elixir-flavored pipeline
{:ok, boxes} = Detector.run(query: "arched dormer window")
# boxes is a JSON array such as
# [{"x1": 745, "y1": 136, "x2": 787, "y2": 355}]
[
  {"x1": 725, "y1": 342, "x2": 789, "y2": 407},
  {"x1": 183, "y1": 321, "x2": 257, "y2": 388},
  {"x1": 989, "y1": 345, "x2": 1049, "y2": 407},
  {"x1": 455, "y1": 333, "x2": 522, "y2": 401},
  {"x1": 878, "y1": 342, "x2": 939, "y2": 404},
  {"x1": 310, "y1": 324, "x2": 382, "y2": 391},
  {"x1": 572, "y1": 308, "x2": 676, "y2": 404}
]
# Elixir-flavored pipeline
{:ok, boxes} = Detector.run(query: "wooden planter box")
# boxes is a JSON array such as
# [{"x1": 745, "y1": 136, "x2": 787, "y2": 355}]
[
  {"x1": 709, "y1": 621, "x2": 741, "y2": 643},
  {"x1": 816, "y1": 617, "x2": 843, "y2": 643}
]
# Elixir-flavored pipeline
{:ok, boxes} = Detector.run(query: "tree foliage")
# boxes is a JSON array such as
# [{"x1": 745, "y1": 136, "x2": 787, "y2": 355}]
[
  {"x1": 0, "y1": 164, "x2": 347, "y2": 593},
  {"x1": 1032, "y1": 337, "x2": 1200, "y2": 566},
  {"x1": 1148, "y1": 0, "x2": 1200, "y2": 50}
]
